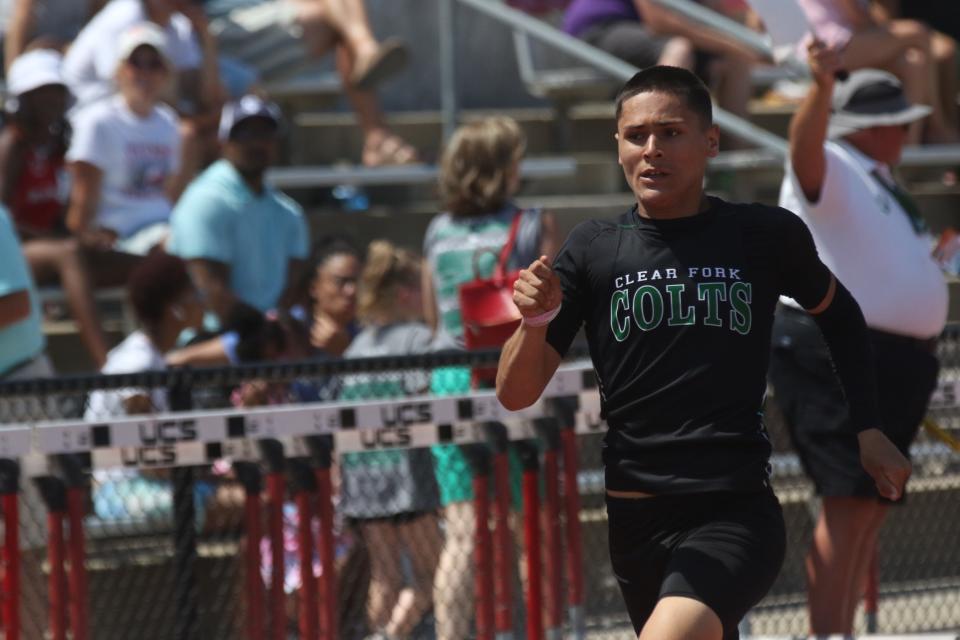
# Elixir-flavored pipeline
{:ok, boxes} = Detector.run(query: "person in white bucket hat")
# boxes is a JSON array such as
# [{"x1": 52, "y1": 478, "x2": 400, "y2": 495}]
[{"x1": 772, "y1": 40, "x2": 947, "y2": 636}]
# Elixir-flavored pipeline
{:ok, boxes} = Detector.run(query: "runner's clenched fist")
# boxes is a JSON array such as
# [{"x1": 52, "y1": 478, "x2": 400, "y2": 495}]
[{"x1": 513, "y1": 255, "x2": 562, "y2": 320}]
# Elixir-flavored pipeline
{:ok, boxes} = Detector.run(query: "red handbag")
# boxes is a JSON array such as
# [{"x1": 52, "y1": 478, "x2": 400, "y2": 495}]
[{"x1": 458, "y1": 211, "x2": 525, "y2": 377}]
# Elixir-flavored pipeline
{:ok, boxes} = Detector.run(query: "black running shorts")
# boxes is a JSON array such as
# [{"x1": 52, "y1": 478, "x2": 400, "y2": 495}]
[{"x1": 606, "y1": 490, "x2": 786, "y2": 639}]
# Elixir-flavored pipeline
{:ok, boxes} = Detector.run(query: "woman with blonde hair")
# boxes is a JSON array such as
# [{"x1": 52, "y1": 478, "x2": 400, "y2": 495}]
[
  {"x1": 423, "y1": 116, "x2": 559, "y2": 640},
  {"x1": 339, "y1": 240, "x2": 442, "y2": 640}
]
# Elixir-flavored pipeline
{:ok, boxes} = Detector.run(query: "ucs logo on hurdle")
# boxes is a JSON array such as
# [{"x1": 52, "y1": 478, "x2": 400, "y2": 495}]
[{"x1": 115, "y1": 419, "x2": 198, "y2": 468}]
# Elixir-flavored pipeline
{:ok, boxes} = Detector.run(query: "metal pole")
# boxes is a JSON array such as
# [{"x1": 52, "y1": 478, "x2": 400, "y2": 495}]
[
  {"x1": 535, "y1": 421, "x2": 563, "y2": 640},
  {"x1": 307, "y1": 436, "x2": 337, "y2": 640},
  {"x1": 471, "y1": 448, "x2": 495, "y2": 640},
  {"x1": 487, "y1": 426, "x2": 514, "y2": 640},
  {"x1": 865, "y1": 546, "x2": 880, "y2": 633},
  {"x1": 439, "y1": 0, "x2": 459, "y2": 141},
  {"x1": 559, "y1": 427, "x2": 585, "y2": 640},
  {"x1": 170, "y1": 380, "x2": 198, "y2": 640},
  {"x1": 453, "y1": 0, "x2": 788, "y2": 155}
]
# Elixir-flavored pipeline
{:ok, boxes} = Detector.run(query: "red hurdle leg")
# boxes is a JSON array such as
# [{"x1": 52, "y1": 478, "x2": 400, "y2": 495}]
[
  {"x1": 1, "y1": 460, "x2": 21, "y2": 640},
  {"x1": 540, "y1": 429, "x2": 564, "y2": 640},
  {"x1": 48, "y1": 509, "x2": 67, "y2": 640},
  {"x1": 519, "y1": 443, "x2": 543, "y2": 640},
  {"x1": 266, "y1": 472, "x2": 286, "y2": 640},
  {"x1": 290, "y1": 461, "x2": 318, "y2": 640}
]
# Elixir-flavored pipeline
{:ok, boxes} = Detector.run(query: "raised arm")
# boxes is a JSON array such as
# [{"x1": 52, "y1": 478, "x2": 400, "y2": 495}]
[
  {"x1": 496, "y1": 256, "x2": 564, "y2": 410},
  {"x1": 789, "y1": 40, "x2": 844, "y2": 203},
  {"x1": 4, "y1": 0, "x2": 36, "y2": 73}
]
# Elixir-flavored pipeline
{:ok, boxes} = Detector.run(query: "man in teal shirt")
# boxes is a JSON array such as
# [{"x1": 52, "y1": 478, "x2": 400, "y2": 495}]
[
  {"x1": 0, "y1": 204, "x2": 48, "y2": 383},
  {"x1": 168, "y1": 96, "x2": 309, "y2": 324}
]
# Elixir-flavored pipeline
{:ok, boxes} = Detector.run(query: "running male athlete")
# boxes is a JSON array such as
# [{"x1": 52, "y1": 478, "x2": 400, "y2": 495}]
[{"x1": 495, "y1": 66, "x2": 911, "y2": 640}]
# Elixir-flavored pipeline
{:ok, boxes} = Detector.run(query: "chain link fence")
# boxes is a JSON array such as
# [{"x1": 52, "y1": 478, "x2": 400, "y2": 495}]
[{"x1": 0, "y1": 342, "x2": 958, "y2": 640}]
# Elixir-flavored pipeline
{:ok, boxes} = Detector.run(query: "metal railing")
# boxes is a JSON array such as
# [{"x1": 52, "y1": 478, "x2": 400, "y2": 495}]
[{"x1": 438, "y1": 0, "x2": 790, "y2": 155}]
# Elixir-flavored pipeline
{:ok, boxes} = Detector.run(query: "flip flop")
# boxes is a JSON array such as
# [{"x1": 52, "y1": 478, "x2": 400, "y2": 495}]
[{"x1": 350, "y1": 38, "x2": 409, "y2": 91}]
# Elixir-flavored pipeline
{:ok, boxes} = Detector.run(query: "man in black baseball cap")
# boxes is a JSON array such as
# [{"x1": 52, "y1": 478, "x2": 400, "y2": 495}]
[
  {"x1": 168, "y1": 94, "x2": 308, "y2": 360},
  {"x1": 773, "y1": 41, "x2": 947, "y2": 636}
]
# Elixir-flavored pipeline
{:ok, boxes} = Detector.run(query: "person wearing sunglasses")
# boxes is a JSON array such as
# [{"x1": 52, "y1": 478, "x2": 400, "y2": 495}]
[{"x1": 65, "y1": 22, "x2": 189, "y2": 262}]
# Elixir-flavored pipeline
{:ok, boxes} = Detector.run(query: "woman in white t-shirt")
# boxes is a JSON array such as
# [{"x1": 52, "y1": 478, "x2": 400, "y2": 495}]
[{"x1": 65, "y1": 21, "x2": 187, "y2": 261}]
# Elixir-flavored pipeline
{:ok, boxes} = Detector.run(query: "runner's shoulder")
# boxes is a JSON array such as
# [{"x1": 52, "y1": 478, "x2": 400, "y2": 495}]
[
  {"x1": 563, "y1": 210, "x2": 634, "y2": 248},
  {"x1": 723, "y1": 199, "x2": 809, "y2": 238}
]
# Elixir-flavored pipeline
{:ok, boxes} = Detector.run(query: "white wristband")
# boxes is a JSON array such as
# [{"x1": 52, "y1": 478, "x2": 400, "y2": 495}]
[{"x1": 523, "y1": 303, "x2": 562, "y2": 327}]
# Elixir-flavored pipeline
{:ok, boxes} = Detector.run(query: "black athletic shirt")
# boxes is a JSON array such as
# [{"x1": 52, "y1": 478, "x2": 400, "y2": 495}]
[{"x1": 546, "y1": 197, "x2": 835, "y2": 494}]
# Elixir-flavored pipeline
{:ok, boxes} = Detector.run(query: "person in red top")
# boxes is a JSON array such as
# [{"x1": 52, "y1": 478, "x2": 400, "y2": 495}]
[{"x1": 0, "y1": 47, "x2": 108, "y2": 367}]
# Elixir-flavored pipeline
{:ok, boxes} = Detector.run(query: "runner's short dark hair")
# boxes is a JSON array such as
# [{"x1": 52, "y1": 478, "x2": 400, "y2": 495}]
[{"x1": 615, "y1": 66, "x2": 713, "y2": 128}]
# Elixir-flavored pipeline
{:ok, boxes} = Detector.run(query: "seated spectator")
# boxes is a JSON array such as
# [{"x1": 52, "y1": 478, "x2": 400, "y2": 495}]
[
  {"x1": 0, "y1": 201, "x2": 48, "y2": 387},
  {"x1": 226, "y1": 0, "x2": 416, "y2": 166},
  {"x1": 63, "y1": 0, "x2": 221, "y2": 114},
  {"x1": 563, "y1": 0, "x2": 763, "y2": 125},
  {"x1": 168, "y1": 95, "x2": 308, "y2": 326},
  {"x1": 301, "y1": 235, "x2": 362, "y2": 358},
  {"x1": 1, "y1": 0, "x2": 106, "y2": 70},
  {"x1": 83, "y1": 251, "x2": 235, "y2": 526},
  {"x1": 871, "y1": 0, "x2": 958, "y2": 142},
  {"x1": 797, "y1": 0, "x2": 958, "y2": 143},
  {"x1": 63, "y1": 0, "x2": 223, "y2": 177},
  {"x1": 65, "y1": 22, "x2": 187, "y2": 260},
  {"x1": 338, "y1": 240, "x2": 442, "y2": 640},
  {"x1": 0, "y1": 48, "x2": 109, "y2": 368},
  {"x1": 85, "y1": 251, "x2": 204, "y2": 418}
]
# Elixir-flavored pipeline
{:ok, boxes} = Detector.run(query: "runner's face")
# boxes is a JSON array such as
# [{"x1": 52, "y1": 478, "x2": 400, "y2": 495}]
[{"x1": 616, "y1": 91, "x2": 718, "y2": 214}]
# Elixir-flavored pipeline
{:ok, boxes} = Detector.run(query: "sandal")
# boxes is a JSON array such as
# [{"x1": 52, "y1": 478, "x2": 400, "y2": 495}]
[
  {"x1": 350, "y1": 37, "x2": 409, "y2": 91},
  {"x1": 362, "y1": 131, "x2": 419, "y2": 167}
]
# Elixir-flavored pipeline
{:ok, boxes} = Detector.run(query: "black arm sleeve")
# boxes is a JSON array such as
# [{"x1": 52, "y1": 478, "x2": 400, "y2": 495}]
[
  {"x1": 773, "y1": 208, "x2": 881, "y2": 433},
  {"x1": 811, "y1": 279, "x2": 881, "y2": 433}
]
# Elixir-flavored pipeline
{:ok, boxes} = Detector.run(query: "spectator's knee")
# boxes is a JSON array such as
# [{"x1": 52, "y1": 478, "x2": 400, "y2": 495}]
[
  {"x1": 893, "y1": 19, "x2": 932, "y2": 49},
  {"x1": 660, "y1": 37, "x2": 696, "y2": 69}
]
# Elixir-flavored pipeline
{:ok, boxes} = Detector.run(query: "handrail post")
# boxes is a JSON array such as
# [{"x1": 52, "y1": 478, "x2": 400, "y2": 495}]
[{"x1": 439, "y1": 0, "x2": 459, "y2": 141}]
